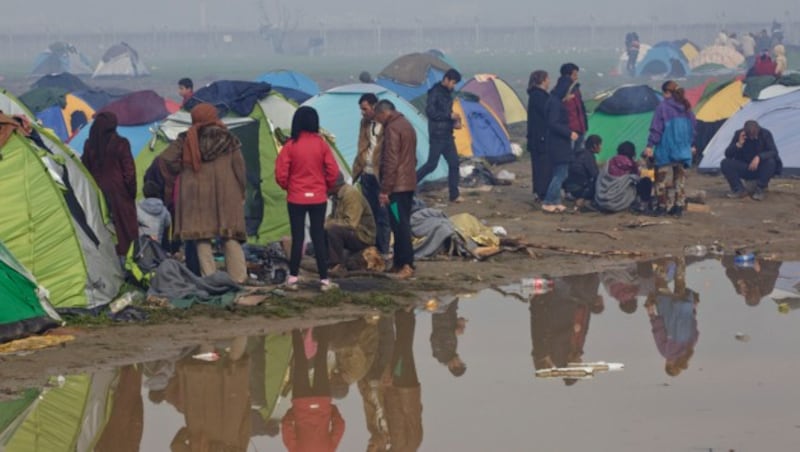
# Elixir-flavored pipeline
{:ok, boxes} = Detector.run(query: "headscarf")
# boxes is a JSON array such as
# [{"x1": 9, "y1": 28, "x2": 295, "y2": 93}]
[
  {"x1": 183, "y1": 103, "x2": 226, "y2": 172},
  {"x1": 84, "y1": 111, "x2": 119, "y2": 168}
]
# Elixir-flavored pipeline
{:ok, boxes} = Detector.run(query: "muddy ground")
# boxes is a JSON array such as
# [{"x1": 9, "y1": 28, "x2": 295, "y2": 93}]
[{"x1": 3, "y1": 156, "x2": 800, "y2": 396}]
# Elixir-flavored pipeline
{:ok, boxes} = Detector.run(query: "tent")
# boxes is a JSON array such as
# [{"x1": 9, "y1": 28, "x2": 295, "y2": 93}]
[
  {"x1": 92, "y1": 42, "x2": 149, "y2": 78},
  {"x1": 617, "y1": 43, "x2": 651, "y2": 75},
  {"x1": 0, "y1": 106, "x2": 123, "y2": 309},
  {"x1": 31, "y1": 73, "x2": 90, "y2": 92},
  {"x1": 676, "y1": 40, "x2": 700, "y2": 63},
  {"x1": 30, "y1": 42, "x2": 93, "y2": 76},
  {"x1": 636, "y1": 42, "x2": 690, "y2": 78},
  {"x1": 19, "y1": 88, "x2": 95, "y2": 142},
  {"x1": 699, "y1": 89, "x2": 800, "y2": 175},
  {"x1": 303, "y1": 83, "x2": 448, "y2": 183},
  {"x1": 254, "y1": 70, "x2": 320, "y2": 103},
  {"x1": 450, "y1": 96, "x2": 514, "y2": 163},
  {"x1": 694, "y1": 78, "x2": 749, "y2": 153},
  {"x1": 690, "y1": 45, "x2": 745, "y2": 69},
  {"x1": 460, "y1": 74, "x2": 527, "y2": 125},
  {"x1": 587, "y1": 85, "x2": 662, "y2": 163},
  {"x1": 0, "y1": 241, "x2": 61, "y2": 344},
  {"x1": 376, "y1": 51, "x2": 459, "y2": 101}
]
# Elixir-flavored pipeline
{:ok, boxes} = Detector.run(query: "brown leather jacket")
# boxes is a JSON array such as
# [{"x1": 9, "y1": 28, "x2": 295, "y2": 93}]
[
  {"x1": 379, "y1": 112, "x2": 417, "y2": 194},
  {"x1": 353, "y1": 118, "x2": 383, "y2": 181}
]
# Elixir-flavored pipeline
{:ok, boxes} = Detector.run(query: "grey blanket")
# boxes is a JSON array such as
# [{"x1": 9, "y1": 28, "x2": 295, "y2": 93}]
[
  {"x1": 410, "y1": 207, "x2": 459, "y2": 259},
  {"x1": 594, "y1": 167, "x2": 639, "y2": 213},
  {"x1": 148, "y1": 259, "x2": 241, "y2": 303}
]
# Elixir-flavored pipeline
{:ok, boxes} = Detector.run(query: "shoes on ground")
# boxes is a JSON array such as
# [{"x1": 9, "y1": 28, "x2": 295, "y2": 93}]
[{"x1": 320, "y1": 279, "x2": 339, "y2": 292}]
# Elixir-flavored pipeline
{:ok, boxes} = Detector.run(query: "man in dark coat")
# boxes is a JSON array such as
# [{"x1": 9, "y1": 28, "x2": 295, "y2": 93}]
[
  {"x1": 563, "y1": 134, "x2": 601, "y2": 208},
  {"x1": 526, "y1": 70, "x2": 552, "y2": 201},
  {"x1": 551, "y1": 63, "x2": 588, "y2": 150},
  {"x1": 721, "y1": 120, "x2": 782, "y2": 201}
]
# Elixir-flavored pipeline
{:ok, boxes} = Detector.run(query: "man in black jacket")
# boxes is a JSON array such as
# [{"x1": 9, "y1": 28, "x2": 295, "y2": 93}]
[
  {"x1": 417, "y1": 69, "x2": 463, "y2": 203},
  {"x1": 563, "y1": 134, "x2": 601, "y2": 208},
  {"x1": 721, "y1": 120, "x2": 782, "y2": 201}
]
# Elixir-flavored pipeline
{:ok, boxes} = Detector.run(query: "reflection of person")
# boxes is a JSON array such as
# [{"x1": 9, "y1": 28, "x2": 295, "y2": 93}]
[
  {"x1": 602, "y1": 262, "x2": 655, "y2": 314},
  {"x1": 357, "y1": 316, "x2": 395, "y2": 452},
  {"x1": 526, "y1": 70, "x2": 552, "y2": 201},
  {"x1": 645, "y1": 257, "x2": 699, "y2": 377},
  {"x1": 721, "y1": 120, "x2": 782, "y2": 201},
  {"x1": 721, "y1": 256, "x2": 781, "y2": 306},
  {"x1": 325, "y1": 174, "x2": 376, "y2": 273},
  {"x1": 430, "y1": 300, "x2": 467, "y2": 377},
  {"x1": 95, "y1": 366, "x2": 144, "y2": 452},
  {"x1": 282, "y1": 328, "x2": 345, "y2": 452},
  {"x1": 385, "y1": 309, "x2": 423, "y2": 451}
]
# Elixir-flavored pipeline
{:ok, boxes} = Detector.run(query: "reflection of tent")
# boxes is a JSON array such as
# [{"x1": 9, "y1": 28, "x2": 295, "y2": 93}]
[
  {"x1": 451, "y1": 96, "x2": 513, "y2": 163},
  {"x1": 92, "y1": 42, "x2": 149, "y2": 78},
  {"x1": 376, "y1": 51, "x2": 458, "y2": 101},
  {"x1": 636, "y1": 42, "x2": 690, "y2": 78},
  {"x1": 588, "y1": 85, "x2": 661, "y2": 162},
  {"x1": 303, "y1": 83, "x2": 447, "y2": 183},
  {"x1": 694, "y1": 78, "x2": 749, "y2": 152},
  {"x1": 0, "y1": 106, "x2": 123, "y2": 309},
  {"x1": 690, "y1": 45, "x2": 745, "y2": 69},
  {"x1": 30, "y1": 42, "x2": 93, "y2": 76},
  {"x1": 31, "y1": 73, "x2": 90, "y2": 92},
  {"x1": 254, "y1": 70, "x2": 320, "y2": 103},
  {"x1": 699, "y1": 90, "x2": 800, "y2": 175},
  {"x1": 0, "y1": 241, "x2": 60, "y2": 344},
  {"x1": 461, "y1": 74, "x2": 527, "y2": 125}
]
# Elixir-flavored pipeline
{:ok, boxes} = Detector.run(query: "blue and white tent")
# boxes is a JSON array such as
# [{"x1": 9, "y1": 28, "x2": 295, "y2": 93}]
[{"x1": 254, "y1": 70, "x2": 320, "y2": 103}]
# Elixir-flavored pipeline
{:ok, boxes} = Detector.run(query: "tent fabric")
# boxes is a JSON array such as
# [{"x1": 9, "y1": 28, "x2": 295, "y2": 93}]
[
  {"x1": 595, "y1": 85, "x2": 661, "y2": 115},
  {"x1": 699, "y1": 90, "x2": 800, "y2": 175},
  {"x1": 303, "y1": 83, "x2": 447, "y2": 183},
  {"x1": 679, "y1": 41, "x2": 700, "y2": 63},
  {"x1": 695, "y1": 80, "x2": 749, "y2": 122},
  {"x1": 71, "y1": 89, "x2": 128, "y2": 111},
  {"x1": 588, "y1": 111, "x2": 653, "y2": 163},
  {"x1": 36, "y1": 106, "x2": 70, "y2": 141},
  {"x1": 30, "y1": 43, "x2": 93, "y2": 76},
  {"x1": 376, "y1": 52, "x2": 459, "y2": 101},
  {"x1": 0, "y1": 89, "x2": 35, "y2": 118},
  {"x1": 0, "y1": 241, "x2": 61, "y2": 344},
  {"x1": 461, "y1": 74, "x2": 527, "y2": 125},
  {"x1": 92, "y1": 42, "x2": 149, "y2": 78},
  {"x1": 184, "y1": 81, "x2": 272, "y2": 117},
  {"x1": 19, "y1": 91, "x2": 95, "y2": 142},
  {"x1": 254, "y1": 70, "x2": 320, "y2": 98},
  {"x1": 98, "y1": 90, "x2": 170, "y2": 126},
  {"x1": 452, "y1": 97, "x2": 513, "y2": 163},
  {"x1": 636, "y1": 43, "x2": 690, "y2": 77},
  {"x1": 690, "y1": 45, "x2": 745, "y2": 69},
  {"x1": 31, "y1": 73, "x2": 90, "y2": 92},
  {"x1": 19, "y1": 87, "x2": 68, "y2": 113}
]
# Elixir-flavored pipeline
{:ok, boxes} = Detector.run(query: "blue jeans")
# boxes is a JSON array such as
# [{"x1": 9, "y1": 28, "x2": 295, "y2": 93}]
[
  {"x1": 416, "y1": 136, "x2": 460, "y2": 201},
  {"x1": 359, "y1": 173, "x2": 391, "y2": 254},
  {"x1": 543, "y1": 164, "x2": 569, "y2": 205}
]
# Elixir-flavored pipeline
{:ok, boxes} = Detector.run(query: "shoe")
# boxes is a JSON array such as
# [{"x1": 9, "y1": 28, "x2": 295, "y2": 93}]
[
  {"x1": 320, "y1": 279, "x2": 339, "y2": 292},
  {"x1": 542, "y1": 204, "x2": 567, "y2": 213},
  {"x1": 751, "y1": 187, "x2": 765, "y2": 201},
  {"x1": 668, "y1": 205, "x2": 683, "y2": 218},
  {"x1": 389, "y1": 264, "x2": 415, "y2": 280},
  {"x1": 647, "y1": 206, "x2": 668, "y2": 217},
  {"x1": 451, "y1": 196, "x2": 465, "y2": 203},
  {"x1": 283, "y1": 275, "x2": 299, "y2": 291},
  {"x1": 726, "y1": 190, "x2": 747, "y2": 199}
]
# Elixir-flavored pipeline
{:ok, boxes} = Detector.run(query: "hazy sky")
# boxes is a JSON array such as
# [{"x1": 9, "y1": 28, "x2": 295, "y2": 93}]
[{"x1": 2, "y1": 0, "x2": 796, "y2": 32}]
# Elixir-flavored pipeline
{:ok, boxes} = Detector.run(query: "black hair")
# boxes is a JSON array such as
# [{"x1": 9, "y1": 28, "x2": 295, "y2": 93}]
[
  {"x1": 142, "y1": 180, "x2": 162, "y2": 199},
  {"x1": 444, "y1": 68, "x2": 462, "y2": 83},
  {"x1": 617, "y1": 141, "x2": 636, "y2": 159},
  {"x1": 374, "y1": 99, "x2": 396, "y2": 114},
  {"x1": 584, "y1": 134, "x2": 602, "y2": 151},
  {"x1": 619, "y1": 299, "x2": 638, "y2": 314},
  {"x1": 178, "y1": 78, "x2": 193, "y2": 90},
  {"x1": 358, "y1": 93, "x2": 378, "y2": 106},
  {"x1": 527, "y1": 70, "x2": 548, "y2": 91},
  {"x1": 560, "y1": 63, "x2": 579, "y2": 76},
  {"x1": 290, "y1": 106, "x2": 320, "y2": 141},
  {"x1": 449, "y1": 362, "x2": 467, "y2": 377}
]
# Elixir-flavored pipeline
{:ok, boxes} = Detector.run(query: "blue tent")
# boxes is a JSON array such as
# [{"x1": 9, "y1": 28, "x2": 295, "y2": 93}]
[
  {"x1": 376, "y1": 52, "x2": 462, "y2": 101},
  {"x1": 302, "y1": 83, "x2": 447, "y2": 183},
  {"x1": 453, "y1": 96, "x2": 514, "y2": 164},
  {"x1": 69, "y1": 123, "x2": 156, "y2": 158},
  {"x1": 254, "y1": 70, "x2": 319, "y2": 103},
  {"x1": 30, "y1": 43, "x2": 93, "y2": 76},
  {"x1": 36, "y1": 106, "x2": 70, "y2": 142},
  {"x1": 636, "y1": 43, "x2": 690, "y2": 78}
]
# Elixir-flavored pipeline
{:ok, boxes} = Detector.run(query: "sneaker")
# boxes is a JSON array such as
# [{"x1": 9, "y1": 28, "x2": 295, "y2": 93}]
[
  {"x1": 320, "y1": 279, "x2": 339, "y2": 292},
  {"x1": 389, "y1": 264, "x2": 415, "y2": 280},
  {"x1": 283, "y1": 275, "x2": 299, "y2": 291},
  {"x1": 451, "y1": 196, "x2": 465, "y2": 203},
  {"x1": 668, "y1": 205, "x2": 683, "y2": 218},
  {"x1": 751, "y1": 187, "x2": 765, "y2": 201},
  {"x1": 726, "y1": 190, "x2": 747, "y2": 199},
  {"x1": 647, "y1": 206, "x2": 668, "y2": 217}
]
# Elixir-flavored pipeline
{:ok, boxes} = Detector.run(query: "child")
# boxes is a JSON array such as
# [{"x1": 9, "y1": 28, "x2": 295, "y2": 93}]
[
  {"x1": 137, "y1": 180, "x2": 172, "y2": 248},
  {"x1": 178, "y1": 78, "x2": 194, "y2": 106},
  {"x1": 595, "y1": 141, "x2": 652, "y2": 213}
]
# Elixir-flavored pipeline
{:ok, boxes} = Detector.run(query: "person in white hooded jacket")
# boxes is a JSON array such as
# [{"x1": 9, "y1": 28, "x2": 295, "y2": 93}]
[{"x1": 137, "y1": 180, "x2": 172, "y2": 247}]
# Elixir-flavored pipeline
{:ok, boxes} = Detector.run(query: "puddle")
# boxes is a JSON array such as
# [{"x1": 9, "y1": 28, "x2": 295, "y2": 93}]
[{"x1": 3, "y1": 257, "x2": 800, "y2": 451}]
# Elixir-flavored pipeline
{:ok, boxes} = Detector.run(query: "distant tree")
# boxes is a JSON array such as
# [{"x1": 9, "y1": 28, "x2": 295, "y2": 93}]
[{"x1": 257, "y1": 0, "x2": 299, "y2": 54}]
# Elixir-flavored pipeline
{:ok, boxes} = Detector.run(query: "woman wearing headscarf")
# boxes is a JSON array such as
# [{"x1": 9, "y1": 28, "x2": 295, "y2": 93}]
[
  {"x1": 160, "y1": 103, "x2": 247, "y2": 283},
  {"x1": 81, "y1": 111, "x2": 137, "y2": 258}
]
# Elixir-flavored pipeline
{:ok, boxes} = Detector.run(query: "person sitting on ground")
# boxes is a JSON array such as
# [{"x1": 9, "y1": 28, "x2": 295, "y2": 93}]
[
  {"x1": 748, "y1": 50, "x2": 777, "y2": 77},
  {"x1": 178, "y1": 78, "x2": 194, "y2": 106},
  {"x1": 137, "y1": 180, "x2": 172, "y2": 248},
  {"x1": 594, "y1": 141, "x2": 652, "y2": 213},
  {"x1": 325, "y1": 173, "x2": 377, "y2": 274},
  {"x1": 563, "y1": 134, "x2": 601, "y2": 210},
  {"x1": 774, "y1": 44, "x2": 787, "y2": 77},
  {"x1": 721, "y1": 120, "x2": 782, "y2": 201}
]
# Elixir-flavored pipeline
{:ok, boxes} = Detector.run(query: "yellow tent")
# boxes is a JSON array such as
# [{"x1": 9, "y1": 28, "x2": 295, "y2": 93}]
[
  {"x1": 61, "y1": 93, "x2": 95, "y2": 139},
  {"x1": 696, "y1": 80, "x2": 749, "y2": 122},
  {"x1": 681, "y1": 42, "x2": 700, "y2": 63},
  {"x1": 452, "y1": 97, "x2": 513, "y2": 163},
  {"x1": 461, "y1": 74, "x2": 527, "y2": 125}
]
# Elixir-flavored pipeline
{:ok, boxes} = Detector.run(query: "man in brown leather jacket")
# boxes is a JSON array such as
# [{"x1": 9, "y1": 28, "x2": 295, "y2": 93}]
[{"x1": 375, "y1": 99, "x2": 417, "y2": 280}]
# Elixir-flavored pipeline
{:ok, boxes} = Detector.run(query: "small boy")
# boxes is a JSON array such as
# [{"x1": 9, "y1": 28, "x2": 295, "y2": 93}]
[
  {"x1": 178, "y1": 78, "x2": 194, "y2": 106},
  {"x1": 137, "y1": 181, "x2": 172, "y2": 247}
]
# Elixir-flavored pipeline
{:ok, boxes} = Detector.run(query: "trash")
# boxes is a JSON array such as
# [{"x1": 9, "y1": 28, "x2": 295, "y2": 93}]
[
  {"x1": 684, "y1": 245, "x2": 708, "y2": 257},
  {"x1": 56, "y1": 375, "x2": 66, "y2": 387},
  {"x1": 459, "y1": 164, "x2": 476, "y2": 178},
  {"x1": 521, "y1": 278, "x2": 553, "y2": 297},
  {"x1": 109, "y1": 291, "x2": 144, "y2": 314},
  {"x1": 567, "y1": 362, "x2": 624, "y2": 371},
  {"x1": 425, "y1": 298, "x2": 439, "y2": 312},
  {"x1": 192, "y1": 352, "x2": 220, "y2": 362},
  {"x1": 735, "y1": 332, "x2": 751, "y2": 342},
  {"x1": 497, "y1": 170, "x2": 516, "y2": 182},
  {"x1": 708, "y1": 241, "x2": 725, "y2": 255},
  {"x1": 535, "y1": 367, "x2": 595, "y2": 379},
  {"x1": 734, "y1": 253, "x2": 755, "y2": 267},
  {"x1": 510, "y1": 142, "x2": 523, "y2": 157},
  {"x1": 492, "y1": 226, "x2": 508, "y2": 237}
]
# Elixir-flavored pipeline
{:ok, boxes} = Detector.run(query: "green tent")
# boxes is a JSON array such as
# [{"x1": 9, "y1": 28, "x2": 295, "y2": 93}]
[
  {"x1": 588, "y1": 111, "x2": 653, "y2": 162},
  {"x1": 0, "y1": 242, "x2": 61, "y2": 343},
  {"x1": 0, "y1": 111, "x2": 122, "y2": 309}
]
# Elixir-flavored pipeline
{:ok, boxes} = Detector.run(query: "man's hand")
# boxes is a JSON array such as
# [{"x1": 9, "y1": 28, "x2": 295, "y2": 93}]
[
  {"x1": 643, "y1": 146, "x2": 653, "y2": 158},
  {"x1": 737, "y1": 130, "x2": 746, "y2": 148},
  {"x1": 691, "y1": 146, "x2": 697, "y2": 155},
  {"x1": 379, "y1": 192, "x2": 390, "y2": 206},
  {"x1": 570, "y1": 131, "x2": 579, "y2": 141},
  {"x1": 748, "y1": 155, "x2": 760, "y2": 171}
]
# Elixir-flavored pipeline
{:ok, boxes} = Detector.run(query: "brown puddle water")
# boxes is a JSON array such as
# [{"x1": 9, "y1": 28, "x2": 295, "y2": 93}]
[{"x1": 2, "y1": 257, "x2": 800, "y2": 451}]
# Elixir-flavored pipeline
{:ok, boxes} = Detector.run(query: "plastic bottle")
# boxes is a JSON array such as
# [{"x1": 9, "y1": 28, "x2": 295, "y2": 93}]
[
  {"x1": 734, "y1": 253, "x2": 755, "y2": 266},
  {"x1": 521, "y1": 278, "x2": 554, "y2": 291},
  {"x1": 535, "y1": 367, "x2": 595, "y2": 378},
  {"x1": 109, "y1": 291, "x2": 143, "y2": 314},
  {"x1": 683, "y1": 245, "x2": 708, "y2": 257}
]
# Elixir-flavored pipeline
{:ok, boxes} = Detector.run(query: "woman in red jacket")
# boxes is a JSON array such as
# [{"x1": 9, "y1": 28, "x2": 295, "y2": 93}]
[{"x1": 275, "y1": 106, "x2": 340, "y2": 291}]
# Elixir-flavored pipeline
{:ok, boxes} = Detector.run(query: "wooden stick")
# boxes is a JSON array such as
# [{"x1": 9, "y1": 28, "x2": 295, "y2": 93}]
[
  {"x1": 518, "y1": 241, "x2": 642, "y2": 257},
  {"x1": 556, "y1": 227, "x2": 620, "y2": 241},
  {"x1": 620, "y1": 219, "x2": 673, "y2": 229}
]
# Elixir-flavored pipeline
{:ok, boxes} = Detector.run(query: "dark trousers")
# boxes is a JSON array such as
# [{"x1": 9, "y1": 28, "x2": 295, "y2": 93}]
[
  {"x1": 388, "y1": 191, "x2": 414, "y2": 268},
  {"x1": 391, "y1": 310, "x2": 419, "y2": 387},
  {"x1": 184, "y1": 240, "x2": 200, "y2": 276},
  {"x1": 326, "y1": 225, "x2": 369, "y2": 267},
  {"x1": 565, "y1": 180, "x2": 596, "y2": 201},
  {"x1": 627, "y1": 51, "x2": 639, "y2": 76},
  {"x1": 721, "y1": 157, "x2": 777, "y2": 191},
  {"x1": 291, "y1": 329, "x2": 330, "y2": 398},
  {"x1": 360, "y1": 173, "x2": 391, "y2": 254},
  {"x1": 417, "y1": 136, "x2": 460, "y2": 201},
  {"x1": 637, "y1": 178, "x2": 653, "y2": 202},
  {"x1": 287, "y1": 202, "x2": 328, "y2": 280},
  {"x1": 531, "y1": 151, "x2": 552, "y2": 200}
]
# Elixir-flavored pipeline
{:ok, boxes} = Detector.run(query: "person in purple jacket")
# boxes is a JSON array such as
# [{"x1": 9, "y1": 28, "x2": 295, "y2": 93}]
[
  {"x1": 644, "y1": 257, "x2": 700, "y2": 377},
  {"x1": 643, "y1": 81, "x2": 696, "y2": 218}
]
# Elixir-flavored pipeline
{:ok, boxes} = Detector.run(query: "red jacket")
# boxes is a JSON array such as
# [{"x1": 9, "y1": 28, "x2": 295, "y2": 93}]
[
  {"x1": 275, "y1": 132, "x2": 340, "y2": 204},
  {"x1": 281, "y1": 397, "x2": 345, "y2": 452}
]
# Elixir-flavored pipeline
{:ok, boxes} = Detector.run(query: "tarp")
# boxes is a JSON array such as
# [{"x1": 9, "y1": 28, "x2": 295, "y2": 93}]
[
  {"x1": 461, "y1": 74, "x2": 527, "y2": 125},
  {"x1": 254, "y1": 70, "x2": 319, "y2": 102},
  {"x1": 184, "y1": 81, "x2": 272, "y2": 117},
  {"x1": 595, "y1": 85, "x2": 661, "y2": 115}
]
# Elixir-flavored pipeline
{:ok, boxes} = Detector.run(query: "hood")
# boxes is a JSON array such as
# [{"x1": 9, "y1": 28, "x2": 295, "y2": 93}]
[
  {"x1": 139, "y1": 198, "x2": 167, "y2": 215},
  {"x1": 551, "y1": 76, "x2": 579, "y2": 100},
  {"x1": 663, "y1": 97, "x2": 688, "y2": 114}
]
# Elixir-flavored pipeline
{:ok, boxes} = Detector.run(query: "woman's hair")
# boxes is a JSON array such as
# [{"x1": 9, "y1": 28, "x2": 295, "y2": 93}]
[
  {"x1": 290, "y1": 106, "x2": 320, "y2": 141},
  {"x1": 665, "y1": 346, "x2": 695, "y2": 377},
  {"x1": 527, "y1": 70, "x2": 548, "y2": 91},
  {"x1": 584, "y1": 134, "x2": 602, "y2": 151},
  {"x1": 661, "y1": 80, "x2": 692, "y2": 111},
  {"x1": 617, "y1": 141, "x2": 636, "y2": 159}
]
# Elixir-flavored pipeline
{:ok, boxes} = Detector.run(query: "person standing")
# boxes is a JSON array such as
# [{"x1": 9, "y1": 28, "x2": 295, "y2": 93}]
[
  {"x1": 325, "y1": 174, "x2": 376, "y2": 273},
  {"x1": 625, "y1": 32, "x2": 640, "y2": 76},
  {"x1": 160, "y1": 103, "x2": 248, "y2": 283},
  {"x1": 275, "y1": 106, "x2": 340, "y2": 292},
  {"x1": 526, "y1": 70, "x2": 552, "y2": 202},
  {"x1": 81, "y1": 112, "x2": 137, "y2": 259},
  {"x1": 551, "y1": 63, "x2": 588, "y2": 150},
  {"x1": 721, "y1": 120, "x2": 782, "y2": 201},
  {"x1": 417, "y1": 68, "x2": 463, "y2": 203},
  {"x1": 352, "y1": 93, "x2": 391, "y2": 256},
  {"x1": 542, "y1": 79, "x2": 579, "y2": 213},
  {"x1": 643, "y1": 80, "x2": 696, "y2": 218},
  {"x1": 375, "y1": 100, "x2": 417, "y2": 280}
]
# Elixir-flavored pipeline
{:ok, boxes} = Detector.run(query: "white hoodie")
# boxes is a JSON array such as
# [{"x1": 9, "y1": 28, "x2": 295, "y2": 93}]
[{"x1": 137, "y1": 198, "x2": 171, "y2": 242}]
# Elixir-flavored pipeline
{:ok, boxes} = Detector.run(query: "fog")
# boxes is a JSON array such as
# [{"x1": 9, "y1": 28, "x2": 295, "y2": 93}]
[{"x1": 1, "y1": 0, "x2": 797, "y2": 32}]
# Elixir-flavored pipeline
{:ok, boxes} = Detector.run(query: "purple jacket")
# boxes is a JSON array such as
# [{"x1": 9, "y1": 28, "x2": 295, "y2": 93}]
[
  {"x1": 607, "y1": 155, "x2": 638, "y2": 177},
  {"x1": 646, "y1": 98, "x2": 696, "y2": 168}
]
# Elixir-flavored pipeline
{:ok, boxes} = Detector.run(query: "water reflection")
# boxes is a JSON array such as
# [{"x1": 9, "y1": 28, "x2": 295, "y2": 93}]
[{"x1": 4, "y1": 257, "x2": 800, "y2": 451}]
